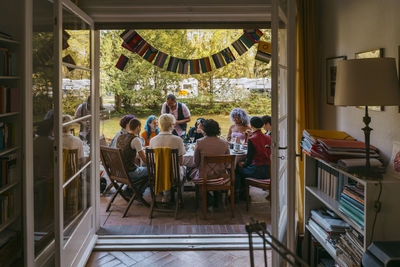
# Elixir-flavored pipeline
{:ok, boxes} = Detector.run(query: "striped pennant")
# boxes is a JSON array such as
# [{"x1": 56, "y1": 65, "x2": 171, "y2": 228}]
[
  {"x1": 245, "y1": 29, "x2": 263, "y2": 41},
  {"x1": 190, "y1": 59, "x2": 201, "y2": 74},
  {"x1": 232, "y1": 39, "x2": 248, "y2": 55},
  {"x1": 136, "y1": 41, "x2": 150, "y2": 56},
  {"x1": 167, "y1": 56, "x2": 179, "y2": 72},
  {"x1": 127, "y1": 34, "x2": 143, "y2": 50},
  {"x1": 211, "y1": 53, "x2": 225, "y2": 69},
  {"x1": 154, "y1": 51, "x2": 168, "y2": 68},
  {"x1": 199, "y1": 57, "x2": 212, "y2": 73},
  {"x1": 243, "y1": 32, "x2": 258, "y2": 44},
  {"x1": 120, "y1": 30, "x2": 138, "y2": 44},
  {"x1": 221, "y1": 47, "x2": 236, "y2": 64},
  {"x1": 143, "y1": 46, "x2": 158, "y2": 63},
  {"x1": 255, "y1": 41, "x2": 272, "y2": 63},
  {"x1": 178, "y1": 59, "x2": 189, "y2": 74},
  {"x1": 122, "y1": 42, "x2": 136, "y2": 53},
  {"x1": 115, "y1": 54, "x2": 129, "y2": 71},
  {"x1": 239, "y1": 34, "x2": 254, "y2": 48}
]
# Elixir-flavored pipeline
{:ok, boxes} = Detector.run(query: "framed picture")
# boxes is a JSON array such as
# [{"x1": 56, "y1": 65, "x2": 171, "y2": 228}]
[
  {"x1": 355, "y1": 48, "x2": 385, "y2": 111},
  {"x1": 326, "y1": 56, "x2": 347, "y2": 105},
  {"x1": 387, "y1": 141, "x2": 400, "y2": 179}
]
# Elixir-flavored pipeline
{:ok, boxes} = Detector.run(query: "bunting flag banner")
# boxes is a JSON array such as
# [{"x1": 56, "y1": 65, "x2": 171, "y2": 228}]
[
  {"x1": 118, "y1": 29, "x2": 265, "y2": 74},
  {"x1": 190, "y1": 59, "x2": 201, "y2": 74},
  {"x1": 115, "y1": 54, "x2": 129, "y2": 71},
  {"x1": 232, "y1": 39, "x2": 248, "y2": 55},
  {"x1": 143, "y1": 46, "x2": 158, "y2": 63},
  {"x1": 178, "y1": 59, "x2": 189, "y2": 74},
  {"x1": 255, "y1": 41, "x2": 272, "y2": 63},
  {"x1": 167, "y1": 56, "x2": 179, "y2": 72},
  {"x1": 154, "y1": 51, "x2": 168, "y2": 68}
]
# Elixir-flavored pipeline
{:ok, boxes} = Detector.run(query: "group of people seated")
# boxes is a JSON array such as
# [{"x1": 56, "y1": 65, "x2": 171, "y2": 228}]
[{"x1": 108, "y1": 93, "x2": 273, "y2": 204}]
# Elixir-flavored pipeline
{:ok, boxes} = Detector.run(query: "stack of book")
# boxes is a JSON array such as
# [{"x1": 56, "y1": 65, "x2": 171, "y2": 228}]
[
  {"x1": 317, "y1": 161, "x2": 349, "y2": 200},
  {"x1": 0, "y1": 47, "x2": 17, "y2": 76},
  {"x1": 308, "y1": 209, "x2": 350, "y2": 253},
  {"x1": 0, "y1": 122, "x2": 15, "y2": 150},
  {"x1": 336, "y1": 229, "x2": 364, "y2": 266},
  {"x1": 0, "y1": 192, "x2": 14, "y2": 224},
  {"x1": 0, "y1": 86, "x2": 19, "y2": 113},
  {"x1": 0, "y1": 154, "x2": 17, "y2": 187},
  {"x1": 339, "y1": 184, "x2": 365, "y2": 229}
]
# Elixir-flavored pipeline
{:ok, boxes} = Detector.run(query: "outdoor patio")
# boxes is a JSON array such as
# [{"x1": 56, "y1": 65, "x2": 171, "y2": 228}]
[{"x1": 98, "y1": 185, "x2": 271, "y2": 235}]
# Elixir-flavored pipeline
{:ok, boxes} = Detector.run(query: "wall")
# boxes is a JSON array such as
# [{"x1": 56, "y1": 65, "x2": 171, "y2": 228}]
[{"x1": 318, "y1": 0, "x2": 400, "y2": 166}]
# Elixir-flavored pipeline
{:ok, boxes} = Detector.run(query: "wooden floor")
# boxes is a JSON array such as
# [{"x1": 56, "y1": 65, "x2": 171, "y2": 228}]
[
  {"x1": 100, "y1": 185, "x2": 271, "y2": 235},
  {"x1": 86, "y1": 250, "x2": 271, "y2": 267}
]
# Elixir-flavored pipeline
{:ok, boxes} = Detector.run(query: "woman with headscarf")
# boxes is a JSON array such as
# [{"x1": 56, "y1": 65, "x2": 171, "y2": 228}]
[
  {"x1": 227, "y1": 108, "x2": 251, "y2": 143},
  {"x1": 141, "y1": 115, "x2": 160, "y2": 146}
]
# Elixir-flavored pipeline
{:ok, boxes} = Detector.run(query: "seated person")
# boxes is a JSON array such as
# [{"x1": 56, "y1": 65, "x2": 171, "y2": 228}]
[
  {"x1": 116, "y1": 118, "x2": 148, "y2": 193},
  {"x1": 261, "y1": 115, "x2": 272, "y2": 135},
  {"x1": 191, "y1": 119, "x2": 230, "y2": 180},
  {"x1": 62, "y1": 115, "x2": 84, "y2": 165},
  {"x1": 187, "y1": 118, "x2": 205, "y2": 142},
  {"x1": 235, "y1": 116, "x2": 271, "y2": 201},
  {"x1": 227, "y1": 108, "x2": 251, "y2": 144},
  {"x1": 149, "y1": 114, "x2": 186, "y2": 202},
  {"x1": 141, "y1": 115, "x2": 160, "y2": 147},
  {"x1": 109, "y1": 115, "x2": 135, "y2": 148}
]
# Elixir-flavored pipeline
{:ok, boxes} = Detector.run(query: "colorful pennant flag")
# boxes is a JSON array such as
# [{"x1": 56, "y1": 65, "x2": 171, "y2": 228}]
[
  {"x1": 245, "y1": 29, "x2": 263, "y2": 41},
  {"x1": 190, "y1": 59, "x2": 201, "y2": 74},
  {"x1": 127, "y1": 34, "x2": 143, "y2": 50},
  {"x1": 143, "y1": 46, "x2": 158, "y2": 63},
  {"x1": 255, "y1": 41, "x2": 272, "y2": 63},
  {"x1": 154, "y1": 51, "x2": 168, "y2": 68},
  {"x1": 239, "y1": 34, "x2": 254, "y2": 49},
  {"x1": 178, "y1": 59, "x2": 189, "y2": 74},
  {"x1": 232, "y1": 39, "x2": 248, "y2": 55},
  {"x1": 212, "y1": 53, "x2": 225, "y2": 69},
  {"x1": 122, "y1": 42, "x2": 136, "y2": 53},
  {"x1": 167, "y1": 56, "x2": 179, "y2": 72},
  {"x1": 135, "y1": 41, "x2": 150, "y2": 56},
  {"x1": 221, "y1": 47, "x2": 236, "y2": 64},
  {"x1": 199, "y1": 57, "x2": 212, "y2": 73},
  {"x1": 120, "y1": 30, "x2": 138, "y2": 44},
  {"x1": 115, "y1": 54, "x2": 129, "y2": 71}
]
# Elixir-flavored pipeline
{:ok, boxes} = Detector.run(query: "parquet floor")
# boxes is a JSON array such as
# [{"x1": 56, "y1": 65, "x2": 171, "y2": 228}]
[{"x1": 86, "y1": 250, "x2": 271, "y2": 267}]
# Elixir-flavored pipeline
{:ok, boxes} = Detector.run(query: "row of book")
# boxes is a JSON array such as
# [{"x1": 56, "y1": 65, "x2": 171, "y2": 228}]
[
  {"x1": 0, "y1": 154, "x2": 17, "y2": 187},
  {"x1": 0, "y1": 47, "x2": 17, "y2": 76},
  {"x1": 0, "y1": 86, "x2": 19, "y2": 114},
  {"x1": 317, "y1": 161, "x2": 346, "y2": 200},
  {"x1": 308, "y1": 208, "x2": 362, "y2": 266},
  {"x1": 0, "y1": 122, "x2": 15, "y2": 150},
  {"x1": 0, "y1": 191, "x2": 14, "y2": 225},
  {"x1": 339, "y1": 184, "x2": 365, "y2": 229}
]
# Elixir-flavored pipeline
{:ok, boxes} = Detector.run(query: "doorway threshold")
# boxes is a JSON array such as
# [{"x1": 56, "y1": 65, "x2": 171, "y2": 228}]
[{"x1": 94, "y1": 234, "x2": 269, "y2": 251}]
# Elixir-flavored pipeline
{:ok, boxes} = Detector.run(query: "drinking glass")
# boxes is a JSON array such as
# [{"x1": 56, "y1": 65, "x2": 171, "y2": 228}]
[
  {"x1": 240, "y1": 138, "x2": 245, "y2": 150},
  {"x1": 189, "y1": 137, "x2": 195, "y2": 143}
]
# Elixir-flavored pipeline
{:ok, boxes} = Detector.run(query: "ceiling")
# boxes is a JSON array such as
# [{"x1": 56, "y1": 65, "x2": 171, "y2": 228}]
[{"x1": 77, "y1": 0, "x2": 272, "y2": 29}]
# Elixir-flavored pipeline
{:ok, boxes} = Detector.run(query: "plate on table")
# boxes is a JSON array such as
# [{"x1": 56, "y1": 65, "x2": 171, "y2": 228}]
[{"x1": 232, "y1": 149, "x2": 246, "y2": 154}]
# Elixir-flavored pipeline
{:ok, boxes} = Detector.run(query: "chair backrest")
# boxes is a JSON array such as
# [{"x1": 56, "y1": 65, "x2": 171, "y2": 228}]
[
  {"x1": 100, "y1": 145, "x2": 130, "y2": 185},
  {"x1": 145, "y1": 148, "x2": 180, "y2": 188},
  {"x1": 200, "y1": 154, "x2": 236, "y2": 181},
  {"x1": 63, "y1": 148, "x2": 79, "y2": 183}
]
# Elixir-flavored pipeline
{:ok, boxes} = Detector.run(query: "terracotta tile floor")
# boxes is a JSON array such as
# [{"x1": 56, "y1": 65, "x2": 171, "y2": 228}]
[{"x1": 99, "y1": 186, "x2": 271, "y2": 235}]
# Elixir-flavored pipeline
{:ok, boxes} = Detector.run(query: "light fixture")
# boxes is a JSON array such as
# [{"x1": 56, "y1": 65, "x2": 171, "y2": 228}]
[{"x1": 335, "y1": 58, "x2": 400, "y2": 177}]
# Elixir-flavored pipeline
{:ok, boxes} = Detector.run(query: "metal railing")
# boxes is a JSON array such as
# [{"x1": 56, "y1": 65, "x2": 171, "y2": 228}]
[{"x1": 245, "y1": 219, "x2": 309, "y2": 267}]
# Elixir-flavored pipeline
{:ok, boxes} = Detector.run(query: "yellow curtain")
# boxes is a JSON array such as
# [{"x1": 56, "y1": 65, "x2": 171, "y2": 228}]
[{"x1": 296, "y1": 0, "x2": 319, "y2": 233}]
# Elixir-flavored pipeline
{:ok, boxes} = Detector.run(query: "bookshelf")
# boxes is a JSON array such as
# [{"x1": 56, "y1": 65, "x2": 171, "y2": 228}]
[
  {"x1": 0, "y1": 34, "x2": 22, "y2": 266},
  {"x1": 304, "y1": 154, "x2": 400, "y2": 267}
]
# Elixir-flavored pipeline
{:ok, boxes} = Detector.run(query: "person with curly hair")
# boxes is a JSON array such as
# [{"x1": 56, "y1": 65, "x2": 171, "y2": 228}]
[
  {"x1": 141, "y1": 115, "x2": 160, "y2": 146},
  {"x1": 227, "y1": 108, "x2": 251, "y2": 143},
  {"x1": 187, "y1": 118, "x2": 205, "y2": 142}
]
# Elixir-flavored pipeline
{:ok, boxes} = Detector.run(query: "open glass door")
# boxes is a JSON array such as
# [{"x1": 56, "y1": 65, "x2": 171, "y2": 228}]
[
  {"x1": 54, "y1": 1, "x2": 97, "y2": 266},
  {"x1": 271, "y1": 0, "x2": 296, "y2": 265}
]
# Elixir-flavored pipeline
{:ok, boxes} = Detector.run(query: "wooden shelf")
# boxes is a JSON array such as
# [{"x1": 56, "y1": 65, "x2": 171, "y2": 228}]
[
  {"x1": 0, "y1": 112, "x2": 19, "y2": 118},
  {"x1": 0, "y1": 214, "x2": 19, "y2": 232},
  {"x1": 306, "y1": 186, "x2": 363, "y2": 235},
  {"x1": 0, "y1": 36, "x2": 19, "y2": 44},
  {"x1": 306, "y1": 224, "x2": 348, "y2": 267},
  {"x1": 0, "y1": 181, "x2": 19, "y2": 195},
  {"x1": 0, "y1": 76, "x2": 20, "y2": 80},
  {"x1": 0, "y1": 146, "x2": 19, "y2": 157}
]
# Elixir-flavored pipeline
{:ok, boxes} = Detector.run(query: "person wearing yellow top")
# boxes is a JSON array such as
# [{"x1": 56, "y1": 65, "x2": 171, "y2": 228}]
[{"x1": 141, "y1": 115, "x2": 160, "y2": 146}]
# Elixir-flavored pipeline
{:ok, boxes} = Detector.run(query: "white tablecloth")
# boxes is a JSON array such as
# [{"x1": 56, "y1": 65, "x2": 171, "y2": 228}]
[{"x1": 183, "y1": 149, "x2": 246, "y2": 168}]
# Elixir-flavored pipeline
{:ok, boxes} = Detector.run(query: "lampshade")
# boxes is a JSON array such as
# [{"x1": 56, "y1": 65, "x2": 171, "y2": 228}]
[{"x1": 334, "y1": 58, "x2": 400, "y2": 106}]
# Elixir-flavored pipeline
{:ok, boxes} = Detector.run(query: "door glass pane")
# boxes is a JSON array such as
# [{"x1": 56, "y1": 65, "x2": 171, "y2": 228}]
[
  {"x1": 32, "y1": 0, "x2": 55, "y2": 256},
  {"x1": 61, "y1": 5, "x2": 92, "y2": 243}
]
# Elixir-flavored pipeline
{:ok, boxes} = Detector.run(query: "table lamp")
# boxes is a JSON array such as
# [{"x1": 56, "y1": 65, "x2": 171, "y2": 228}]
[{"x1": 335, "y1": 58, "x2": 400, "y2": 178}]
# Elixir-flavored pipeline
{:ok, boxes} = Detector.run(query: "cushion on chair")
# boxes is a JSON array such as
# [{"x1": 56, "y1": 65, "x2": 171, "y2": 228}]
[
  {"x1": 193, "y1": 177, "x2": 230, "y2": 186},
  {"x1": 245, "y1": 178, "x2": 271, "y2": 184}
]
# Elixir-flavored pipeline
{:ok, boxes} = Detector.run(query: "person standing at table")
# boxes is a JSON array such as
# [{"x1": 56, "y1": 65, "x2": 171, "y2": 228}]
[
  {"x1": 235, "y1": 116, "x2": 271, "y2": 201},
  {"x1": 161, "y1": 94, "x2": 191, "y2": 136},
  {"x1": 75, "y1": 95, "x2": 91, "y2": 143}
]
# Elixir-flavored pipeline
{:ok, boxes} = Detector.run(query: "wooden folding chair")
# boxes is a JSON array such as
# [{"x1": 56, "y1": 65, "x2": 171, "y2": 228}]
[
  {"x1": 146, "y1": 148, "x2": 183, "y2": 219},
  {"x1": 63, "y1": 148, "x2": 80, "y2": 224},
  {"x1": 100, "y1": 146, "x2": 149, "y2": 217},
  {"x1": 245, "y1": 166, "x2": 271, "y2": 211},
  {"x1": 194, "y1": 154, "x2": 236, "y2": 219}
]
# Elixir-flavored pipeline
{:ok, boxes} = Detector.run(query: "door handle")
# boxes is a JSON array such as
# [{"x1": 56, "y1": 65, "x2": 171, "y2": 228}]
[
  {"x1": 278, "y1": 155, "x2": 285, "y2": 160},
  {"x1": 278, "y1": 146, "x2": 287, "y2": 150}
]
